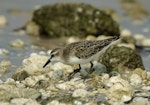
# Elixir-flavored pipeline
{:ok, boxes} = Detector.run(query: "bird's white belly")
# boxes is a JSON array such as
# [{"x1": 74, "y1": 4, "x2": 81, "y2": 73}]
[{"x1": 68, "y1": 52, "x2": 100, "y2": 64}]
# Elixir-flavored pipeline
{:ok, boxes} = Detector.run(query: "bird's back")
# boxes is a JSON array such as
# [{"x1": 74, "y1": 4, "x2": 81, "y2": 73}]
[{"x1": 62, "y1": 35, "x2": 119, "y2": 60}]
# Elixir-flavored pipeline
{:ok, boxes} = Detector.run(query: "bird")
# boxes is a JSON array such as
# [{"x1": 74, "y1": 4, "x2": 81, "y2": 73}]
[{"x1": 43, "y1": 35, "x2": 120, "y2": 80}]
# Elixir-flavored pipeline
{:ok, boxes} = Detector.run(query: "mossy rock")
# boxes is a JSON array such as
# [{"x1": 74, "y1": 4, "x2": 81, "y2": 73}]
[
  {"x1": 12, "y1": 70, "x2": 29, "y2": 81},
  {"x1": 102, "y1": 46, "x2": 145, "y2": 73},
  {"x1": 32, "y1": 3, "x2": 120, "y2": 37}
]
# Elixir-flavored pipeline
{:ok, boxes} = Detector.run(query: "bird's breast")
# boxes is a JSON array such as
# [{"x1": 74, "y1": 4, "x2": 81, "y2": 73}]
[{"x1": 67, "y1": 52, "x2": 100, "y2": 65}]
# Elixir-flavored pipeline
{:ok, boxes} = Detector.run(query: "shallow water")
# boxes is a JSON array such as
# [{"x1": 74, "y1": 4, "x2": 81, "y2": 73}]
[{"x1": 0, "y1": 0, "x2": 150, "y2": 79}]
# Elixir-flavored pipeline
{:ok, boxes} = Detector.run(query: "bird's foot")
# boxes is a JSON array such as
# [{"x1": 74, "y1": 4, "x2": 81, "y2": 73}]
[
  {"x1": 89, "y1": 68, "x2": 95, "y2": 74},
  {"x1": 67, "y1": 69, "x2": 80, "y2": 80}
]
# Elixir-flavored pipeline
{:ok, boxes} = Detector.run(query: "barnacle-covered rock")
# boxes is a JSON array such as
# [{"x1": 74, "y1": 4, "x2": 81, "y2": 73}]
[
  {"x1": 102, "y1": 46, "x2": 145, "y2": 73},
  {"x1": 32, "y1": 3, "x2": 120, "y2": 37}
]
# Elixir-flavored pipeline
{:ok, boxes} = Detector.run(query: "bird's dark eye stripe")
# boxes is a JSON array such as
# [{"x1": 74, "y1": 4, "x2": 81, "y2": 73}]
[{"x1": 51, "y1": 54, "x2": 54, "y2": 58}]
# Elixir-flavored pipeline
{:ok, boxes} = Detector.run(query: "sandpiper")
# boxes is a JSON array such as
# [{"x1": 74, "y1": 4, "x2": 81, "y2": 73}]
[{"x1": 43, "y1": 35, "x2": 120, "y2": 79}]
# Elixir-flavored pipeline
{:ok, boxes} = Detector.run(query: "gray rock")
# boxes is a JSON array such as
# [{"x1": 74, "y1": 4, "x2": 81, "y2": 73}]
[{"x1": 0, "y1": 84, "x2": 41, "y2": 101}]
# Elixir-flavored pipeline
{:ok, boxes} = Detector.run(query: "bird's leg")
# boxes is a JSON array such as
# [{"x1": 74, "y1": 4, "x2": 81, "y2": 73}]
[
  {"x1": 68, "y1": 64, "x2": 81, "y2": 80},
  {"x1": 81, "y1": 62, "x2": 94, "y2": 81},
  {"x1": 89, "y1": 61, "x2": 94, "y2": 73}
]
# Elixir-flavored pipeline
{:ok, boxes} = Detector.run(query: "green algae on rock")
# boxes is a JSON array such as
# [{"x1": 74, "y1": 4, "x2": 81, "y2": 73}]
[
  {"x1": 12, "y1": 70, "x2": 29, "y2": 81},
  {"x1": 32, "y1": 3, "x2": 120, "y2": 37},
  {"x1": 102, "y1": 46, "x2": 145, "y2": 73}
]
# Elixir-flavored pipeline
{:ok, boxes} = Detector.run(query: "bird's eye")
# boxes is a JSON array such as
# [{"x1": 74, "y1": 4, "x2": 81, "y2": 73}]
[{"x1": 51, "y1": 54, "x2": 54, "y2": 58}]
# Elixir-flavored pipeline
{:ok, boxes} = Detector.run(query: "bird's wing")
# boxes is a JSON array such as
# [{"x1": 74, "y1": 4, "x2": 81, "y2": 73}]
[
  {"x1": 74, "y1": 38, "x2": 116, "y2": 59},
  {"x1": 72, "y1": 40, "x2": 101, "y2": 59}
]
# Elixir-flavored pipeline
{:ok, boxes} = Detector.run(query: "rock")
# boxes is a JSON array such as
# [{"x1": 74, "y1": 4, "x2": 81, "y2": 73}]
[
  {"x1": 80, "y1": 63, "x2": 107, "y2": 77},
  {"x1": 0, "y1": 84, "x2": 41, "y2": 101},
  {"x1": 54, "y1": 80, "x2": 86, "y2": 91},
  {"x1": 121, "y1": 29, "x2": 132, "y2": 37},
  {"x1": 0, "y1": 15, "x2": 7, "y2": 27},
  {"x1": 72, "y1": 89, "x2": 88, "y2": 98},
  {"x1": 134, "y1": 34, "x2": 145, "y2": 46},
  {"x1": 142, "y1": 86, "x2": 150, "y2": 91},
  {"x1": 48, "y1": 69, "x2": 64, "y2": 80},
  {"x1": 46, "y1": 100, "x2": 66, "y2": 105},
  {"x1": 86, "y1": 35, "x2": 96, "y2": 40},
  {"x1": 10, "y1": 98, "x2": 40, "y2": 105},
  {"x1": 102, "y1": 46, "x2": 145, "y2": 72},
  {"x1": 129, "y1": 74, "x2": 142, "y2": 86},
  {"x1": 10, "y1": 39, "x2": 25, "y2": 48},
  {"x1": 91, "y1": 93, "x2": 108, "y2": 103},
  {"x1": 67, "y1": 36, "x2": 80, "y2": 44},
  {"x1": 74, "y1": 100, "x2": 83, "y2": 105},
  {"x1": 121, "y1": 95, "x2": 132, "y2": 102},
  {"x1": 132, "y1": 68, "x2": 147, "y2": 80},
  {"x1": 0, "y1": 102, "x2": 10, "y2": 105},
  {"x1": 0, "y1": 60, "x2": 11, "y2": 73},
  {"x1": 121, "y1": 35, "x2": 136, "y2": 45},
  {"x1": 20, "y1": 54, "x2": 47, "y2": 75},
  {"x1": 42, "y1": 93, "x2": 76, "y2": 105},
  {"x1": 0, "y1": 48, "x2": 9, "y2": 55},
  {"x1": 142, "y1": 39, "x2": 150, "y2": 47},
  {"x1": 130, "y1": 97, "x2": 150, "y2": 105},
  {"x1": 12, "y1": 70, "x2": 29, "y2": 81},
  {"x1": 4, "y1": 78, "x2": 15, "y2": 85},
  {"x1": 48, "y1": 62, "x2": 73, "y2": 74},
  {"x1": 32, "y1": 3, "x2": 120, "y2": 37},
  {"x1": 22, "y1": 75, "x2": 47, "y2": 88},
  {"x1": 26, "y1": 21, "x2": 40, "y2": 36},
  {"x1": 107, "y1": 76, "x2": 134, "y2": 102}
]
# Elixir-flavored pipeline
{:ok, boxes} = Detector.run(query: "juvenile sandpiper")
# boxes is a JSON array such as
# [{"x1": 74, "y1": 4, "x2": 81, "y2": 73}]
[{"x1": 43, "y1": 35, "x2": 120, "y2": 79}]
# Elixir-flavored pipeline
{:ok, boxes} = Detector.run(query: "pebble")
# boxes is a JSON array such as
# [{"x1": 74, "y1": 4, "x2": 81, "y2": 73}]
[
  {"x1": 121, "y1": 29, "x2": 132, "y2": 37},
  {"x1": 129, "y1": 74, "x2": 142, "y2": 85},
  {"x1": 142, "y1": 39, "x2": 150, "y2": 47},
  {"x1": 10, "y1": 39, "x2": 25, "y2": 48},
  {"x1": 108, "y1": 76, "x2": 133, "y2": 101},
  {"x1": 4, "y1": 78, "x2": 15, "y2": 85},
  {"x1": 134, "y1": 34, "x2": 145, "y2": 42},
  {"x1": 22, "y1": 54, "x2": 47, "y2": 75},
  {"x1": 67, "y1": 36, "x2": 80, "y2": 44},
  {"x1": 0, "y1": 102, "x2": 10, "y2": 105},
  {"x1": 121, "y1": 95, "x2": 132, "y2": 102},
  {"x1": 142, "y1": 86, "x2": 150, "y2": 91},
  {"x1": 74, "y1": 100, "x2": 83, "y2": 105},
  {"x1": 23, "y1": 76, "x2": 39, "y2": 87},
  {"x1": 0, "y1": 48, "x2": 9, "y2": 55},
  {"x1": 0, "y1": 15, "x2": 7, "y2": 27},
  {"x1": 96, "y1": 35, "x2": 111, "y2": 40},
  {"x1": 131, "y1": 97, "x2": 150, "y2": 105},
  {"x1": 47, "y1": 100, "x2": 66, "y2": 105},
  {"x1": 72, "y1": 89, "x2": 88, "y2": 98},
  {"x1": 86, "y1": 35, "x2": 96, "y2": 40},
  {"x1": 0, "y1": 60, "x2": 11, "y2": 73},
  {"x1": 10, "y1": 98, "x2": 40, "y2": 105},
  {"x1": 26, "y1": 21, "x2": 40, "y2": 36}
]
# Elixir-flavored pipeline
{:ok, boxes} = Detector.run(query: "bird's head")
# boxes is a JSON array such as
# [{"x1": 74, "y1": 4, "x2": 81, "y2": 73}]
[{"x1": 43, "y1": 48, "x2": 62, "y2": 68}]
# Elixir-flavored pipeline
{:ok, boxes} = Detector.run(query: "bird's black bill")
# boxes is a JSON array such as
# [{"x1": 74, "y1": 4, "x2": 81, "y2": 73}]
[{"x1": 43, "y1": 59, "x2": 51, "y2": 68}]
